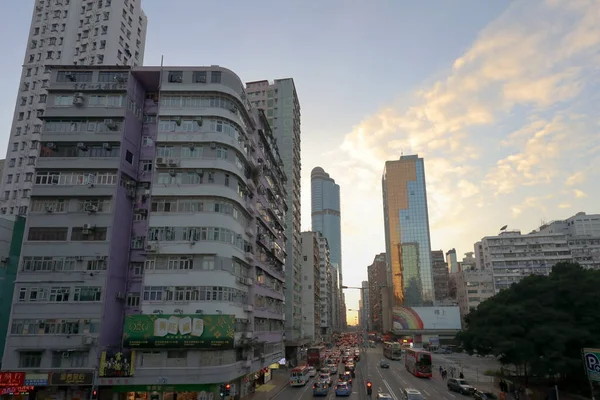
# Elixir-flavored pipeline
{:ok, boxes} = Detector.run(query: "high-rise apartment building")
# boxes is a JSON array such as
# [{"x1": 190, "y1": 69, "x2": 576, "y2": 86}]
[
  {"x1": 367, "y1": 252, "x2": 386, "y2": 333},
  {"x1": 455, "y1": 269, "x2": 494, "y2": 325},
  {"x1": 0, "y1": 0, "x2": 147, "y2": 216},
  {"x1": 431, "y1": 250, "x2": 449, "y2": 302},
  {"x1": 310, "y1": 167, "x2": 346, "y2": 328},
  {"x1": 317, "y1": 233, "x2": 334, "y2": 340},
  {"x1": 245, "y1": 79, "x2": 303, "y2": 345},
  {"x1": 382, "y1": 155, "x2": 434, "y2": 308},
  {"x1": 446, "y1": 248, "x2": 458, "y2": 273},
  {"x1": 300, "y1": 231, "x2": 321, "y2": 342},
  {"x1": 2, "y1": 65, "x2": 286, "y2": 398},
  {"x1": 360, "y1": 280, "x2": 370, "y2": 331}
]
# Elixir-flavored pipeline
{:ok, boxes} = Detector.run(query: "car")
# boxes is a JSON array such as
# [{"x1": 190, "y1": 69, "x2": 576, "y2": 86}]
[
  {"x1": 327, "y1": 363, "x2": 338, "y2": 374},
  {"x1": 338, "y1": 372, "x2": 352, "y2": 385},
  {"x1": 344, "y1": 363, "x2": 355, "y2": 372},
  {"x1": 447, "y1": 378, "x2": 476, "y2": 395},
  {"x1": 377, "y1": 394, "x2": 394, "y2": 400},
  {"x1": 320, "y1": 367, "x2": 330, "y2": 375},
  {"x1": 312, "y1": 381, "x2": 330, "y2": 397},
  {"x1": 401, "y1": 388, "x2": 425, "y2": 400},
  {"x1": 473, "y1": 390, "x2": 499, "y2": 400},
  {"x1": 307, "y1": 366, "x2": 317, "y2": 377},
  {"x1": 379, "y1": 359, "x2": 390, "y2": 368},
  {"x1": 318, "y1": 373, "x2": 332, "y2": 385},
  {"x1": 335, "y1": 382, "x2": 352, "y2": 396}
]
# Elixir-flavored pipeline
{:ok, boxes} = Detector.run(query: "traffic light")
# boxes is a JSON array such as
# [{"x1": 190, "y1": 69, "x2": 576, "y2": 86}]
[
  {"x1": 218, "y1": 384, "x2": 225, "y2": 398},
  {"x1": 224, "y1": 384, "x2": 231, "y2": 396},
  {"x1": 91, "y1": 389, "x2": 98, "y2": 400}
]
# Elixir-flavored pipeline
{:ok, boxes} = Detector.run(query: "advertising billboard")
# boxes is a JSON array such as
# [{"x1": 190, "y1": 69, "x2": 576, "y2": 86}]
[
  {"x1": 123, "y1": 314, "x2": 235, "y2": 349},
  {"x1": 582, "y1": 348, "x2": 600, "y2": 383},
  {"x1": 100, "y1": 350, "x2": 136, "y2": 377},
  {"x1": 392, "y1": 306, "x2": 461, "y2": 330}
]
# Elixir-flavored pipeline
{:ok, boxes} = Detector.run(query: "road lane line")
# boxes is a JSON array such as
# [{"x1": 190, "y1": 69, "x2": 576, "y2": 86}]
[
  {"x1": 423, "y1": 389, "x2": 430, "y2": 396},
  {"x1": 383, "y1": 379, "x2": 399, "y2": 400}
]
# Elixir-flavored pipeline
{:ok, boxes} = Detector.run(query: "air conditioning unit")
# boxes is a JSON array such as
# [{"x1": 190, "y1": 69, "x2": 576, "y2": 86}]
[
  {"x1": 82, "y1": 336, "x2": 95, "y2": 346},
  {"x1": 187, "y1": 143, "x2": 195, "y2": 150},
  {"x1": 243, "y1": 360, "x2": 252, "y2": 368},
  {"x1": 260, "y1": 353, "x2": 265, "y2": 359},
  {"x1": 195, "y1": 169, "x2": 204, "y2": 176},
  {"x1": 210, "y1": 142, "x2": 217, "y2": 149},
  {"x1": 45, "y1": 206, "x2": 54, "y2": 213},
  {"x1": 243, "y1": 331, "x2": 254, "y2": 339},
  {"x1": 168, "y1": 169, "x2": 176, "y2": 177},
  {"x1": 83, "y1": 223, "x2": 92, "y2": 230},
  {"x1": 195, "y1": 117, "x2": 203, "y2": 126},
  {"x1": 65, "y1": 72, "x2": 75, "y2": 81},
  {"x1": 174, "y1": 117, "x2": 182, "y2": 126},
  {"x1": 114, "y1": 75, "x2": 126, "y2": 83},
  {"x1": 85, "y1": 204, "x2": 98, "y2": 213},
  {"x1": 116, "y1": 292, "x2": 126, "y2": 300},
  {"x1": 74, "y1": 92, "x2": 84, "y2": 98},
  {"x1": 245, "y1": 252, "x2": 254, "y2": 261},
  {"x1": 156, "y1": 157, "x2": 167, "y2": 166},
  {"x1": 145, "y1": 244, "x2": 157, "y2": 252},
  {"x1": 77, "y1": 142, "x2": 87, "y2": 150},
  {"x1": 102, "y1": 142, "x2": 111, "y2": 150},
  {"x1": 46, "y1": 142, "x2": 56, "y2": 149},
  {"x1": 73, "y1": 97, "x2": 84, "y2": 106},
  {"x1": 167, "y1": 159, "x2": 179, "y2": 166},
  {"x1": 243, "y1": 305, "x2": 254, "y2": 313},
  {"x1": 245, "y1": 226, "x2": 254, "y2": 236}
]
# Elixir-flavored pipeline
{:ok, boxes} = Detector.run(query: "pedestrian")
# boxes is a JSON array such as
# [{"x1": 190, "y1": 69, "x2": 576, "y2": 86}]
[
  {"x1": 439, "y1": 366, "x2": 443, "y2": 375},
  {"x1": 459, "y1": 371, "x2": 464, "y2": 379},
  {"x1": 499, "y1": 380, "x2": 507, "y2": 393}
]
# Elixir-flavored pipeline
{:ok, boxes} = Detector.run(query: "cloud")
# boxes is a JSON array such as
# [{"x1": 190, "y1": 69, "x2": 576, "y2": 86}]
[{"x1": 329, "y1": 0, "x2": 600, "y2": 259}]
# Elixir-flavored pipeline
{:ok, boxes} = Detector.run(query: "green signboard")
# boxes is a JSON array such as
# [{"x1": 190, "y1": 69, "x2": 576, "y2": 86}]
[{"x1": 123, "y1": 314, "x2": 235, "y2": 349}]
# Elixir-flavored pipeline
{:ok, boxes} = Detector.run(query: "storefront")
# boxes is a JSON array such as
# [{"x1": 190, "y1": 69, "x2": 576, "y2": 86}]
[
  {"x1": 0, "y1": 372, "x2": 40, "y2": 400},
  {"x1": 33, "y1": 372, "x2": 94, "y2": 400},
  {"x1": 111, "y1": 384, "x2": 218, "y2": 400}
]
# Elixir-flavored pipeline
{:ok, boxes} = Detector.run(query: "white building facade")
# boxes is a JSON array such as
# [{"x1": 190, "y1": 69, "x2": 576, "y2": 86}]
[
  {"x1": 455, "y1": 270, "x2": 494, "y2": 325},
  {"x1": 317, "y1": 233, "x2": 333, "y2": 339},
  {"x1": 0, "y1": 0, "x2": 147, "y2": 216}
]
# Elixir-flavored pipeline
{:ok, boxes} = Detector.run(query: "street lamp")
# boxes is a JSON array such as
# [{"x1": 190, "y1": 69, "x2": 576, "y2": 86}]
[{"x1": 342, "y1": 285, "x2": 370, "y2": 377}]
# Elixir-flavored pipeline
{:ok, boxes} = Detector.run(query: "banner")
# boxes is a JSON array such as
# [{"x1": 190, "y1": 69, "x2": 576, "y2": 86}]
[
  {"x1": 100, "y1": 350, "x2": 136, "y2": 377},
  {"x1": 123, "y1": 314, "x2": 235, "y2": 349}
]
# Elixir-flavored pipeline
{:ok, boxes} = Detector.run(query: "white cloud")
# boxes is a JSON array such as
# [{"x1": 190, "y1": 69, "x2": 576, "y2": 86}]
[{"x1": 328, "y1": 0, "x2": 600, "y2": 260}]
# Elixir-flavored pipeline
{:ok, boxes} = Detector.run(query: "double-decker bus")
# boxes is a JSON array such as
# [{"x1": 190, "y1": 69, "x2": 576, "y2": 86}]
[
  {"x1": 382, "y1": 341, "x2": 402, "y2": 360},
  {"x1": 404, "y1": 348, "x2": 433, "y2": 378},
  {"x1": 289, "y1": 365, "x2": 311, "y2": 386},
  {"x1": 307, "y1": 345, "x2": 327, "y2": 369}
]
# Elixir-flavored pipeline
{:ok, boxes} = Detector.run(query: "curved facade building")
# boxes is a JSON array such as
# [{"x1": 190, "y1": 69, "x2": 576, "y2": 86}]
[{"x1": 3, "y1": 65, "x2": 286, "y2": 398}]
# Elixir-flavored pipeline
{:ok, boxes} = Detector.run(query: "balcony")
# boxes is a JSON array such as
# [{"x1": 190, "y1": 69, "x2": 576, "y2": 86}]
[{"x1": 37, "y1": 156, "x2": 120, "y2": 170}]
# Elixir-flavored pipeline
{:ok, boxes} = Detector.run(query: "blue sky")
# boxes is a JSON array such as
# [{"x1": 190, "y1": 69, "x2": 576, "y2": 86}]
[{"x1": 1, "y1": 0, "x2": 599, "y2": 318}]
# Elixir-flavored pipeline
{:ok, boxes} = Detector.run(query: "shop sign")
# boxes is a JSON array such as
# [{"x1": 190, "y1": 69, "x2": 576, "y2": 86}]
[
  {"x1": 112, "y1": 384, "x2": 217, "y2": 393},
  {"x1": 50, "y1": 372, "x2": 94, "y2": 386},
  {"x1": 98, "y1": 378, "x2": 132, "y2": 386},
  {"x1": 123, "y1": 314, "x2": 235, "y2": 349},
  {"x1": 0, "y1": 386, "x2": 33, "y2": 395},
  {"x1": 24, "y1": 373, "x2": 49, "y2": 386},
  {"x1": 0, "y1": 372, "x2": 25, "y2": 386},
  {"x1": 99, "y1": 350, "x2": 136, "y2": 377}
]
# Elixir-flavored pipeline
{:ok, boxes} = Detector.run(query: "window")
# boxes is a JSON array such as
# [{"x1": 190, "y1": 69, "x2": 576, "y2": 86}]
[
  {"x1": 192, "y1": 71, "x2": 207, "y2": 83},
  {"x1": 19, "y1": 352, "x2": 42, "y2": 368},
  {"x1": 73, "y1": 287, "x2": 102, "y2": 302},
  {"x1": 126, "y1": 293, "x2": 140, "y2": 307},
  {"x1": 49, "y1": 287, "x2": 70, "y2": 302},
  {"x1": 168, "y1": 71, "x2": 182, "y2": 83},
  {"x1": 211, "y1": 71, "x2": 221, "y2": 84},
  {"x1": 28, "y1": 227, "x2": 68, "y2": 241},
  {"x1": 125, "y1": 150, "x2": 134, "y2": 164},
  {"x1": 71, "y1": 227, "x2": 107, "y2": 241}
]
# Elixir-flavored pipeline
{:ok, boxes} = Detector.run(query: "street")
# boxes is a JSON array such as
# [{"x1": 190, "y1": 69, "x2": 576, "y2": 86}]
[{"x1": 272, "y1": 347, "x2": 495, "y2": 400}]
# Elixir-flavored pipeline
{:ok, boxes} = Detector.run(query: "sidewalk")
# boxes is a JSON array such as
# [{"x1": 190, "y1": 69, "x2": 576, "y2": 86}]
[
  {"x1": 433, "y1": 362, "x2": 497, "y2": 392},
  {"x1": 245, "y1": 369, "x2": 289, "y2": 400}
]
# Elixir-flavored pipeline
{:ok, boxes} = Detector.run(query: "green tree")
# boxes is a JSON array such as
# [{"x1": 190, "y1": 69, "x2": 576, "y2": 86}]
[{"x1": 457, "y1": 262, "x2": 600, "y2": 389}]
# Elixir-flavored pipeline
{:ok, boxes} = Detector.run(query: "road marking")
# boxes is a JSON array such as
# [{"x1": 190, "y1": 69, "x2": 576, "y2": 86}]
[
  {"x1": 447, "y1": 393, "x2": 456, "y2": 398},
  {"x1": 430, "y1": 388, "x2": 439, "y2": 394},
  {"x1": 423, "y1": 389, "x2": 431, "y2": 396},
  {"x1": 383, "y1": 379, "x2": 399, "y2": 400}
]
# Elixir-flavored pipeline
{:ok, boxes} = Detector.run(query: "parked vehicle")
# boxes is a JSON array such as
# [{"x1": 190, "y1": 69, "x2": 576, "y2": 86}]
[{"x1": 447, "y1": 378, "x2": 475, "y2": 395}]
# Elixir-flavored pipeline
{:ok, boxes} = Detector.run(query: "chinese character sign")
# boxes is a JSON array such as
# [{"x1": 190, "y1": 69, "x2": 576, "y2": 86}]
[
  {"x1": 50, "y1": 372, "x2": 94, "y2": 386},
  {"x1": 100, "y1": 350, "x2": 136, "y2": 377},
  {"x1": 0, "y1": 373, "x2": 25, "y2": 387}
]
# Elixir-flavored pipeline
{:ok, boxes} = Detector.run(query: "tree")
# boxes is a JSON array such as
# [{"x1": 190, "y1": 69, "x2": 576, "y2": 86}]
[{"x1": 457, "y1": 262, "x2": 600, "y2": 389}]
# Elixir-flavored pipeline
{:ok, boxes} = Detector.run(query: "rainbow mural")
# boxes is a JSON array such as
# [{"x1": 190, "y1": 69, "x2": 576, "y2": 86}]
[{"x1": 392, "y1": 307, "x2": 425, "y2": 330}]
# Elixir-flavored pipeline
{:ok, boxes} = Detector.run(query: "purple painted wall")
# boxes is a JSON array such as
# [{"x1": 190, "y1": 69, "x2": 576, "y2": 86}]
[{"x1": 99, "y1": 74, "x2": 146, "y2": 348}]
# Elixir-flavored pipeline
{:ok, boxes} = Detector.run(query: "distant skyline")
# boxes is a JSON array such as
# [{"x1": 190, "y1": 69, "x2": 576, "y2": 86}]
[{"x1": 0, "y1": 0, "x2": 598, "y2": 313}]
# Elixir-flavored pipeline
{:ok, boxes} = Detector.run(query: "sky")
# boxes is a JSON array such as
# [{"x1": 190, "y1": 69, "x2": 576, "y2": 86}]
[{"x1": 1, "y1": 0, "x2": 599, "y2": 322}]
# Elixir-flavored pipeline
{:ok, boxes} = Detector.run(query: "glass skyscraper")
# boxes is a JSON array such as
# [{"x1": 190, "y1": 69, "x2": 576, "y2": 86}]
[
  {"x1": 311, "y1": 167, "x2": 346, "y2": 328},
  {"x1": 382, "y1": 155, "x2": 434, "y2": 306}
]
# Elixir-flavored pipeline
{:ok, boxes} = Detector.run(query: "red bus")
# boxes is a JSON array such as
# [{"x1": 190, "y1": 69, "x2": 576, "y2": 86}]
[
  {"x1": 307, "y1": 345, "x2": 326, "y2": 369},
  {"x1": 404, "y1": 348, "x2": 433, "y2": 378}
]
